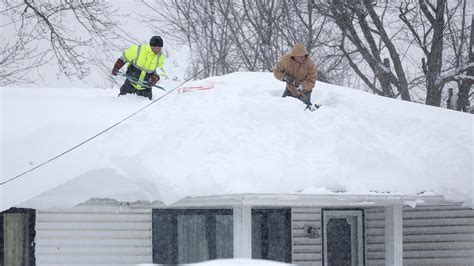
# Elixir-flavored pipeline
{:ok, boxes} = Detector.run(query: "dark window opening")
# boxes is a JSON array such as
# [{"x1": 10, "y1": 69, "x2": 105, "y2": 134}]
[
  {"x1": 152, "y1": 209, "x2": 233, "y2": 264},
  {"x1": 252, "y1": 208, "x2": 291, "y2": 263},
  {"x1": 0, "y1": 208, "x2": 36, "y2": 266}
]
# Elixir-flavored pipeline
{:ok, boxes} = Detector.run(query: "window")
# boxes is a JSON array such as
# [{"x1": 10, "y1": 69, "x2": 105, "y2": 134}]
[
  {"x1": 0, "y1": 208, "x2": 36, "y2": 266},
  {"x1": 152, "y1": 209, "x2": 233, "y2": 264},
  {"x1": 252, "y1": 208, "x2": 292, "y2": 263}
]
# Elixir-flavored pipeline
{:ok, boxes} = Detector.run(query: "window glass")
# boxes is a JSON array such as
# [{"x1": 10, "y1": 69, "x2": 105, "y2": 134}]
[
  {"x1": 251, "y1": 209, "x2": 292, "y2": 263},
  {"x1": 153, "y1": 209, "x2": 233, "y2": 264},
  {"x1": 323, "y1": 210, "x2": 363, "y2": 266},
  {"x1": 327, "y1": 218, "x2": 352, "y2": 265},
  {"x1": 177, "y1": 214, "x2": 208, "y2": 263},
  {"x1": 215, "y1": 214, "x2": 233, "y2": 258}
]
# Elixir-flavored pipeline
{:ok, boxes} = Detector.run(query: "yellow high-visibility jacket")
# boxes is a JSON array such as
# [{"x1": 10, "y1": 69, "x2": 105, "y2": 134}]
[{"x1": 120, "y1": 44, "x2": 166, "y2": 90}]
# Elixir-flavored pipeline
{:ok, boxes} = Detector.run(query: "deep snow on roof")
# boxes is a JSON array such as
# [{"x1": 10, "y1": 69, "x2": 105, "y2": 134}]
[{"x1": 1, "y1": 72, "x2": 472, "y2": 210}]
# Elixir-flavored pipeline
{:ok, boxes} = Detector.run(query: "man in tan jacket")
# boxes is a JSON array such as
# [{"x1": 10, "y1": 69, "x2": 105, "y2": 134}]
[{"x1": 274, "y1": 43, "x2": 318, "y2": 110}]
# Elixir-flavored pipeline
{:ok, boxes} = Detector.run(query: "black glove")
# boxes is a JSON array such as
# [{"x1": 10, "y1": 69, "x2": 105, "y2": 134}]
[
  {"x1": 112, "y1": 59, "x2": 125, "y2": 76},
  {"x1": 284, "y1": 74, "x2": 299, "y2": 86},
  {"x1": 149, "y1": 73, "x2": 160, "y2": 86}
]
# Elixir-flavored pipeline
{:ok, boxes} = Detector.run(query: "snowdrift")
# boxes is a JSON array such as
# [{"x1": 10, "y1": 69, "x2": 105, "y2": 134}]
[{"x1": 1, "y1": 72, "x2": 472, "y2": 210}]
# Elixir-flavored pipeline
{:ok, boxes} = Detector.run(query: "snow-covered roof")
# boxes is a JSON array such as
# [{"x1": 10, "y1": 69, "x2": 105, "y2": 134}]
[{"x1": 1, "y1": 72, "x2": 472, "y2": 211}]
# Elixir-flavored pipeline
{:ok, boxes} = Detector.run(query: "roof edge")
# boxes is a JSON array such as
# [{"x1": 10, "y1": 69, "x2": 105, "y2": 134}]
[{"x1": 169, "y1": 193, "x2": 455, "y2": 208}]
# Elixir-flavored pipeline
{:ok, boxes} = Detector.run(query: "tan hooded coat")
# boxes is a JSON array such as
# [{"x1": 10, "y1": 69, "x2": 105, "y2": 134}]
[{"x1": 274, "y1": 43, "x2": 318, "y2": 97}]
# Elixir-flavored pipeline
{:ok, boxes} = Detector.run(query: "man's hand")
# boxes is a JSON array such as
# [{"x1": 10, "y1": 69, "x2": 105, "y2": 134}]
[
  {"x1": 292, "y1": 89, "x2": 302, "y2": 97},
  {"x1": 112, "y1": 59, "x2": 125, "y2": 76},
  {"x1": 284, "y1": 74, "x2": 299, "y2": 86},
  {"x1": 149, "y1": 73, "x2": 160, "y2": 86}
]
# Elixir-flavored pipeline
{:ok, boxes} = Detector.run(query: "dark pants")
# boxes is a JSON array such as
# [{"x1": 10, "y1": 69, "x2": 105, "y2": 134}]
[
  {"x1": 119, "y1": 80, "x2": 152, "y2": 100},
  {"x1": 282, "y1": 87, "x2": 312, "y2": 107}
]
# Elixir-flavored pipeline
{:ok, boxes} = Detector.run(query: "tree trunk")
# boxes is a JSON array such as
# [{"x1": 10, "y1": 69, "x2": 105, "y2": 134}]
[
  {"x1": 425, "y1": 0, "x2": 446, "y2": 107},
  {"x1": 379, "y1": 58, "x2": 395, "y2": 97},
  {"x1": 457, "y1": 15, "x2": 473, "y2": 112}
]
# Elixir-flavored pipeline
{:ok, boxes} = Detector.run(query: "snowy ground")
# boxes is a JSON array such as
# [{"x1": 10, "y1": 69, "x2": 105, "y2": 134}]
[
  {"x1": 191, "y1": 259, "x2": 292, "y2": 265},
  {"x1": 137, "y1": 258, "x2": 292, "y2": 265},
  {"x1": 1, "y1": 72, "x2": 472, "y2": 210}
]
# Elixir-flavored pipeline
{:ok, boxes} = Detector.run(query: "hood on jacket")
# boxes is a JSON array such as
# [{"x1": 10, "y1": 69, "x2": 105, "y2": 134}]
[{"x1": 289, "y1": 43, "x2": 308, "y2": 57}]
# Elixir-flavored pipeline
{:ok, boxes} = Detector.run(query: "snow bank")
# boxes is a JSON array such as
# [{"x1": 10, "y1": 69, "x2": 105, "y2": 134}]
[
  {"x1": 1, "y1": 72, "x2": 472, "y2": 210},
  {"x1": 136, "y1": 259, "x2": 291, "y2": 265},
  {"x1": 191, "y1": 259, "x2": 292, "y2": 265}
]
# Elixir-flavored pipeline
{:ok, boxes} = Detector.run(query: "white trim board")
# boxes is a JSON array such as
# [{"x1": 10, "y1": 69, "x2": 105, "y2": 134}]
[{"x1": 170, "y1": 194, "x2": 453, "y2": 208}]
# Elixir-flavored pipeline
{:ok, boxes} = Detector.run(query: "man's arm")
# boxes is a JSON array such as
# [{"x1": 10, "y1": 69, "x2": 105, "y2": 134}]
[
  {"x1": 274, "y1": 57, "x2": 302, "y2": 96},
  {"x1": 156, "y1": 54, "x2": 167, "y2": 78},
  {"x1": 111, "y1": 59, "x2": 125, "y2": 76},
  {"x1": 112, "y1": 45, "x2": 138, "y2": 76},
  {"x1": 300, "y1": 60, "x2": 318, "y2": 92},
  {"x1": 274, "y1": 59, "x2": 286, "y2": 81}
]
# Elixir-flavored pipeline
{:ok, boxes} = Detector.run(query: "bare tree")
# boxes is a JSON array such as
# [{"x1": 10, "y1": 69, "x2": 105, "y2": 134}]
[
  {"x1": 314, "y1": 0, "x2": 472, "y2": 109},
  {"x1": 0, "y1": 34, "x2": 48, "y2": 85},
  {"x1": 399, "y1": 0, "x2": 473, "y2": 107},
  {"x1": 240, "y1": 0, "x2": 286, "y2": 71},
  {"x1": 443, "y1": 1, "x2": 472, "y2": 111},
  {"x1": 142, "y1": 0, "x2": 238, "y2": 79},
  {"x1": 146, "y1": 0, "x2": 337, "y2": 82},
  {"x1": 458, "y1": 15, "x2": 474, "y2": 112},
  {"x1": 317, "y1": 0, "x2": 412, "y2": 100},
  {"x1": 222, "y1": 0, "x2": 335, "y2": 80},
  {"x1": 279, "y1": 0, "x2": 336, "y2": 82},
  {"x1": 0, "y1": 0, "x2": 118, "y2": 84}
]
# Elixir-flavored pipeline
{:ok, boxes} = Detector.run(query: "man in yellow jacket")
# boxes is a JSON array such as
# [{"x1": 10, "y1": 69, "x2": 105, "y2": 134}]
[
  {"x1": 112, "y1": 36, "x2": 166, "y2": 100},
  {"x1": 274, "y1": 43, "x2": 318, "y2": 110}
]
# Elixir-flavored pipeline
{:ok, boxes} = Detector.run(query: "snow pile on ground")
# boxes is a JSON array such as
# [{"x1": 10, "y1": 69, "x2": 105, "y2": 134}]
[
  {"x1": 136, "y1": 259, "x2": 291, "y2": 266},
  {"x1": 1, "y1": 72, "x2": 472, "y2": 210},
  {"x1": 191, "y1": 259, "x2": 292, "y2": 265}
]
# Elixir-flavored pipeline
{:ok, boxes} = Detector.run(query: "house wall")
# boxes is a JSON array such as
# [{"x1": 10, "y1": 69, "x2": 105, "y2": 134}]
[
  {"x1": 365, "y1": 207, "x2": 385, "y2": 265},
  {"x1": 402, "y1": 203, "x2": 474, "y2": 265},
  {"x1": 31, "y1": 200, "x2": 474, "y2": 265},
  {"x1": 365, "y1": 204, "x2": 474, "y2": 265},
  {"x1": 291, "y1": 207, "x2": 322, "y2": 265},
  {"x1": 35, "y1": 205, "x2": 152, "y2": 265}
]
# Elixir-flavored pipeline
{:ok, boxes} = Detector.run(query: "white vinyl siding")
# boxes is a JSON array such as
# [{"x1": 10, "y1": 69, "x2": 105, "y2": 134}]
[
  {"x1": 402, "y1": 204, "x2": 474, "y2": 265},
  {"x1": 365, "y1": 204, "x2": 474, "y2": 266},
  {"x1": 365, "y1": 207, "x2": 385, "y2": 265},
  {"x1": 291, "y1": 207, "x2": 322, "y2": 265},
  {"x1": 35, "y1": 206, "x2": 152, "y2": 266}
]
